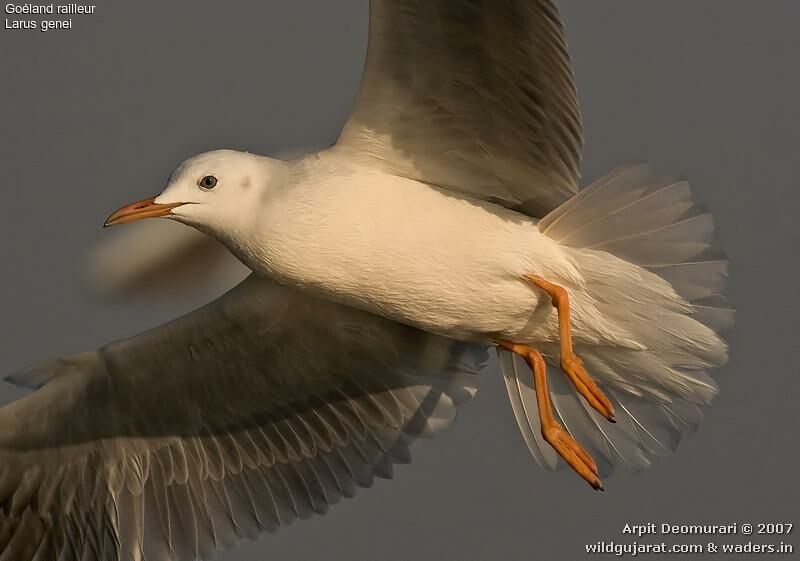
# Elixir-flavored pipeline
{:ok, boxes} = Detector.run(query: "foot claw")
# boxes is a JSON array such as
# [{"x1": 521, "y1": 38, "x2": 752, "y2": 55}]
[{"x1": 543, "y1": 424, "x2": 604, "y2": 490}]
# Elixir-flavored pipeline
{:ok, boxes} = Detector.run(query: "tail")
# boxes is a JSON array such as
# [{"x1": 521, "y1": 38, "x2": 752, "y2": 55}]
[{"x1": 500, "y1": 163, "x2": 734, "y2": 476}]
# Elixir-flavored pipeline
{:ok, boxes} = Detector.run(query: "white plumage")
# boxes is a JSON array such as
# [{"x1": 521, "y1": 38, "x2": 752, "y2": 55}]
[
  {"x1": 505, "y1": 163, "x2": 731, "y2": 474},
  {"x1": 1, "y1": 1, "x2": 731, "y2": 559}
]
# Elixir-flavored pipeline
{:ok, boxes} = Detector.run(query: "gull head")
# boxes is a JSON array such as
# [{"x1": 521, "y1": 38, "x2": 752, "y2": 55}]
[{"x1": 104, "y1": 149, "x2": 287, "y2": 237}]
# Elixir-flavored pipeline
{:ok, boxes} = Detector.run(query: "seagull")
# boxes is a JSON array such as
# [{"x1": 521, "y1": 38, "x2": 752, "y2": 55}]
[{"x1": 0, "y1": 1, "x2": 732, "y2": 560}]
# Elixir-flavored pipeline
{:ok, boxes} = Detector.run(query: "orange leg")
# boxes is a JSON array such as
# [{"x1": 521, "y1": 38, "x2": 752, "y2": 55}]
[
  {"x1": 524, "y1": 274, "x2": 616, "y2": 422},
  {"x1": 497, "y1": 340, "x2": 603, "y2": 491}
]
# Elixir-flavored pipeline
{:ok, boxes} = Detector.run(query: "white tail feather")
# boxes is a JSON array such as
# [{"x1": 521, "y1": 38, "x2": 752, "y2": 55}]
[{"x1": 501, "y1": 163, "x2": 733, "y2": 476}]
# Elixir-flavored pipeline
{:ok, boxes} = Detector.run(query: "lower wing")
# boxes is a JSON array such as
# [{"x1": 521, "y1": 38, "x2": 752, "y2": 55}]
[{"x1": 0, "y1": 274, "x2": 486, "y2": 561}]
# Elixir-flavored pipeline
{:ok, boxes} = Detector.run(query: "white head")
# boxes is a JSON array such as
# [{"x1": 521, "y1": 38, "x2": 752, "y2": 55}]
[{"x1": 104, "y1": 149, "x2": 288, "y2": 240}]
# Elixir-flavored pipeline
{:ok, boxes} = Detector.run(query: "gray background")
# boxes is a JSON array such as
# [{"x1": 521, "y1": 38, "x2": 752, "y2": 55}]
[{"x1": 1, "y1": 1, "x2": 798, "y2": 560}]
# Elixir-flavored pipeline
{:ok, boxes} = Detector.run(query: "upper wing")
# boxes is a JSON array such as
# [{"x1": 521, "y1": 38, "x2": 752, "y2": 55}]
[
  {"x1": 336, "y1": 0, "x2": 583, "y2": 217},
  {"x1": 0, "y1": 275, "x2": 486, "y2": 561}
]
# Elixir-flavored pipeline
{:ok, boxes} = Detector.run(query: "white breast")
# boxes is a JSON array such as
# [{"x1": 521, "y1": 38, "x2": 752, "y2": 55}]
[{"x1": 237, "y1": 161, "x2": 582, "y2": 343}]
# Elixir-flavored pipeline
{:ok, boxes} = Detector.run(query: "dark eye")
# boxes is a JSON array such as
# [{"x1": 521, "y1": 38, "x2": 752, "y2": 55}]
[{"x1": 198, "y1": 175, "x2": 218, "y2": 189}]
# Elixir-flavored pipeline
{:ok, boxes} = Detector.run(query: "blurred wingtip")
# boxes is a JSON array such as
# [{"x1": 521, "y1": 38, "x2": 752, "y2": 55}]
[{"x1": 85, "y1": 219, "x2": 248, "y2": 301}]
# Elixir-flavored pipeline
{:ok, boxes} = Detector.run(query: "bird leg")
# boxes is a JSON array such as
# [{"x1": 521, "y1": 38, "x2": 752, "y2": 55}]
[
  {"x1": 524, "y1": 274, "x2": 616, "y2": 422},
  {"x1": 497, "y1": 340, "x2": 603, "y2": 490}
]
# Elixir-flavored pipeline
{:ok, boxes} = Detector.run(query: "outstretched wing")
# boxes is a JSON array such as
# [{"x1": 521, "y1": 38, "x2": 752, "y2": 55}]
[
  {"x1": 0, "y1": 275, "x2": 486, "y2": 561},
  {"x1": 337, "y1": 0, "x2": 583, "y2": 217}
]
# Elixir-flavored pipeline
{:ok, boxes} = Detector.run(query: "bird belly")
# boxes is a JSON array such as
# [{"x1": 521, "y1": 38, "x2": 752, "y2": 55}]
[{"x1": 246, "y1": 174, "x2": 580, "y2": 343}]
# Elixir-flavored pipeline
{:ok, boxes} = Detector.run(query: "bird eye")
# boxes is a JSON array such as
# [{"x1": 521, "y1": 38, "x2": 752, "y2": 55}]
[{"x1": 198, "y1": 175, "x2": 218, "y2": 189}]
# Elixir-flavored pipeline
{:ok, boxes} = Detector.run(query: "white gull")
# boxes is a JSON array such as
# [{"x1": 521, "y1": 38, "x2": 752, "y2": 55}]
[{"x1": 0, "y1": 1, "x2": 732, "y2": 559}]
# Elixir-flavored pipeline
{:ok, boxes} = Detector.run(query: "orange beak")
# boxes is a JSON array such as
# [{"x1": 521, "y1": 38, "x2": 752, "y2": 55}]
[{"x1": 103, "y1": 196, "x2": 186, "y2": 227}]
